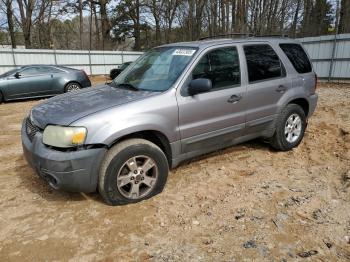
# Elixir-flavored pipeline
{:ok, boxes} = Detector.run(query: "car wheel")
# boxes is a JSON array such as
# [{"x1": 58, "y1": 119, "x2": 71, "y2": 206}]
[
  {"x1": 65, "y1": 82, "x2": 81, "y2": 93},
  {"x1": 0, "y1": 92, "x2": 3, "y2": 103},
  {"x1": 270, "y1": 103, "x2": 306, "y2": 151},
  {"x1": 98, "y1": 138, "x2": 169, "y2": 205}
]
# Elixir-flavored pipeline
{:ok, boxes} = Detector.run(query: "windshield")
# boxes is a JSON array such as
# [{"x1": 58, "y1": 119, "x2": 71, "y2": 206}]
[
  {"x1": 119, "y1": 62, "x2": 131, "y2": 70},
  {"x1": 0, "y1": 68, "x2": 19, "y2": 78},
  {"x1": 114, "y1": 47, "x2": 197, "y2": 92}
]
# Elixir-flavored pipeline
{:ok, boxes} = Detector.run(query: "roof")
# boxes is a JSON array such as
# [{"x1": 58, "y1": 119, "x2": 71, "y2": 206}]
[
  {"x1": 19, "y1": 64, "x2": 77, "y2": 71},
  {"x1": 160, "y1": 37, "x2": 299, "y2": 49}
]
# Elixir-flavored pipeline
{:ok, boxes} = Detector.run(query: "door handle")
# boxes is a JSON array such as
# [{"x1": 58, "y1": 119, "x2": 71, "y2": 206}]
[
  {"x1": 227, "y1": 94, "x2": 242, "y2": 103},
  {"x1": 276, "y1": 85, "x2": 287, "y2": 93}
]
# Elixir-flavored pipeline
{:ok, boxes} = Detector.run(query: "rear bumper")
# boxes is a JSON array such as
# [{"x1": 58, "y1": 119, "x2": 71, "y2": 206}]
[
  {"x1": 307, "y1": 93, "x2": 318, "y2": 118},
  {"x1": 81, "y1": 78, "x2": 92, "y2": 88},
  {"x1": 21, "y1": 120, "x2": 106, "y2": 192}
]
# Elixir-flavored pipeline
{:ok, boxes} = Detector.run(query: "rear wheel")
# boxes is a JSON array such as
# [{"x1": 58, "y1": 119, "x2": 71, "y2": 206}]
[
  {"x1": 98, "y1": 138, "x2": 169, "y2": 205},
  {"x1": 65, "y1": 82, "x2": 81, "y2": 93},
  {"x1": 270, "y1": 104, "x2": 306, "y2": 151}
]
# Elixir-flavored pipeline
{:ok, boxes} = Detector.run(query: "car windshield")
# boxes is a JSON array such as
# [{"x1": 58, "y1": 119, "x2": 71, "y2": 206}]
[
  {"x1": 119, "y1": 62, "x2": 131, "y2": 70},
  {"x1": 114, "y1": 47, "x2": 197, "y2": 92},
  {"x1": 0, "y1": 68, "x2": 19, "y2": 78}
]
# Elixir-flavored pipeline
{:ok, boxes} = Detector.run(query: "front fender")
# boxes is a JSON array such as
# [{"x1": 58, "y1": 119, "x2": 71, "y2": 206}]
[
  {"x1": 88, "y1": 113, "x2": 177, "y2": 146},
  {"x1": 71, "y1": 91, "x2": 180, "y2": 146}
]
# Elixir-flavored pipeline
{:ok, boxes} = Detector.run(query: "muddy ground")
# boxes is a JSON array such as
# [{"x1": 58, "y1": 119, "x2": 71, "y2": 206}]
[{"x1": 0, "y1": 78, "x2": 349, "y2": 261}]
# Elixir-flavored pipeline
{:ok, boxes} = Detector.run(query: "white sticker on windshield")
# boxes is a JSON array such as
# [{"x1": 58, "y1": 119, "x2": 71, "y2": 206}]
[{"x1": 173, "y1": 49, "x2": 196, "y2": 56}]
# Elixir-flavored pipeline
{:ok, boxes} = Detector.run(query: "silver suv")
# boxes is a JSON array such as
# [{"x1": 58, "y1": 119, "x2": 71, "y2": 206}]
[{"x1": 22, "y1": 37, "x2": 318, "y2": 205}]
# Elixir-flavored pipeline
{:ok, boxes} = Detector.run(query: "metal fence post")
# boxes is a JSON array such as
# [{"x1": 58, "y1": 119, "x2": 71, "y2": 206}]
[
  {"x1": 11, "y1": 48, "x2": 16, "y2": 66},
  {"x1": 328, "y1": 0, "x2": 340, "y2": 82},
  {"x1": 328, "y1": 36, "x2": 337, "y2": 82},
  {"x1": 88, "y1": 50, "x2": 92, "y2": 76},
  {"x1": 53, "y1": 48, "x2": 57, "y2": 65}
]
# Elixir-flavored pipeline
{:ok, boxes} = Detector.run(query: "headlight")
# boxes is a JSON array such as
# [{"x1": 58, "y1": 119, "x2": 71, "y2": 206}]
[{"x1": 43, "y1": 126, "x2": 87, "y2": 148}]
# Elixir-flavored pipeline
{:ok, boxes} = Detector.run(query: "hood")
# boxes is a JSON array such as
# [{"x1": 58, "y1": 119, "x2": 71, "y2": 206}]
[{"x1": 31, "y1": 84, "x2": 157, "y2": 129}]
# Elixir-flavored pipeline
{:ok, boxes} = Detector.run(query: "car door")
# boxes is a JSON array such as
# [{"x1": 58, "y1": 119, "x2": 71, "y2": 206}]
[
  {"x1": 242, "y1": 43, "x2": 291, "y2": 134},
  {"x1": 44, "y1": 66, "x2": 66, "y2": 94},
  {"x1": 176, "y1": 45, "x2": 247, "y2": 153},
  {"x1": 6, "y1": 66, "x2": 53, "y2": 99}
]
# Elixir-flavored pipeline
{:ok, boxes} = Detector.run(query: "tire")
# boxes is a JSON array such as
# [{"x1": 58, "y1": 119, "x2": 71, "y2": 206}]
[
  {"x1": 0, "y1": 92, "x2": 3, "y2": 103},
  {"x1": 98, "y1": 138, "x2": 169, "y2": 205},
  {"x1": 270, "y1": 104, "x2": 307, "y2": 151},
  {"x1": 64, "y1": 82, "x2": 81, "y2": 93}
]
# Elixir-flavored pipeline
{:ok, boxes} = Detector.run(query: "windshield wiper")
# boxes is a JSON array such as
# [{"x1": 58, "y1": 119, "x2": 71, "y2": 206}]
[{"x1": 115, "y1": 83, "x2": 139, "y2": 91}]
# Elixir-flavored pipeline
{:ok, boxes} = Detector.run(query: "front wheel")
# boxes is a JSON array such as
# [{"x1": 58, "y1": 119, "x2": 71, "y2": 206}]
[
  {"x1": 65, "y1": 82, "x2": 81, "y2": 93},
  {"x1": 98, "y1": 138, "x2": 169, "y2": 205},
  {"x1": 270, "y1": 104, "x2": 307, "y2": 151}
]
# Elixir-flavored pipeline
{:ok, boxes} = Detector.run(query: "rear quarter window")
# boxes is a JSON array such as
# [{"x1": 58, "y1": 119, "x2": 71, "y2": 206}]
[{"x1": 279, "y1": 43, "x2": 312, "y2": 74}]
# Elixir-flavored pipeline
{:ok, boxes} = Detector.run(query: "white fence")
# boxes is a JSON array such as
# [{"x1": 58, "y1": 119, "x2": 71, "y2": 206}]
[
  {"x1": 1, "y1": 34, "x2": 350, "y2": 80},
  {"x1": 298, "y1": 33, "x2": 350, "y2": 81},
  {"x1": 0, "y1": 49, "x2": 143, "y2": 75}
]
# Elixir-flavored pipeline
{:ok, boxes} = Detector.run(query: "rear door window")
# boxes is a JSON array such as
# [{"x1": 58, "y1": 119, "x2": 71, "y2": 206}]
[
  {"x1": 41, "y1": 67, "x2": 64, "y2": 74},
  {"x1": 243, "y1": 44, "x2": 284, "y2": 83},
  {"x1": 279, "y1": 43, "x2": 312, "y2": 73}
]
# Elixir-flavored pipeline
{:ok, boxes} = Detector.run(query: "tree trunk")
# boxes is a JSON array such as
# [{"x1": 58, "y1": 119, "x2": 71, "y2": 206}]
[
  {"x1": 5, "y1": 0, "x2": 16, "y2": 48},
  {"x1": 79, "y1": 0, "x2": 83, "y2": 49},
  {"x1": 99, "y1": 0, "x2": 110, "y2": 48},
  {"x1": 226, "y1": 1, "x2": 230, "y2": 32},
  {"x1": 280, "y1": 0, "x2": 286, "y2": 32},
  {"x1": 92, "y1": 2, "x2": 100, "y2": 49},
  {"x1": 291, "y1": 0, "x2": 301, "y2": 37},
  {"x1": 301, "y1": 0, "x2": 312, "y2": 37},
  {"x1": 339, "y1": 0, "x2": 350, "y2": 33},
  {"x1": 17, "y1": 0, "x2": 34, "y2": 48},
  {"x1": 89, "y1": 0, "x2": 93, "y2": 50},
  {"x1": 231, "y1": 0, "x2": 236, "y2": 32},
  {"x1": 213, "y1": 1, "x2": 218, "y2": 34},
  {"x1": 221, "y1": 0, "x2": 225, "y2": 33},
  {"x1": 134, "y1": 0, "x2": 141, "y2": 50},
  {"x1": 151, "y1": 0, "x2": 161, "y2": 45}
]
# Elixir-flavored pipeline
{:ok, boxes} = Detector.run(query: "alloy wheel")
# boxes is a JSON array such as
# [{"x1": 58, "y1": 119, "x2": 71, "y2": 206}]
[
  {"x1": 284, "y1": 113, "x2": 302, "y2": 143},
  {"x1": 116, "y1": 155, "x2": 158, "y2": 199}
]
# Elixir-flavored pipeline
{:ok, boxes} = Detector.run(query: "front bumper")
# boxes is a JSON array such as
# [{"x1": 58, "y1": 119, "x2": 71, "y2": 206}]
[{"x1": 21, "y1": 120, "x2": 106, "y2": 192}]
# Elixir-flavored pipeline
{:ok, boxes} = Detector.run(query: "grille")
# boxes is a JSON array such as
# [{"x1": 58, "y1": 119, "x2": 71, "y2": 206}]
[{"x1": 26, "y1": 117, "x2": 40, "y2": 141}]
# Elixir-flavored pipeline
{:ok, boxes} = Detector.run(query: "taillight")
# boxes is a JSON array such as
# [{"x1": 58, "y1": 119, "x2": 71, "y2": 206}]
[{"x1": 81, "y1": 70, "x2": 89, "y2": 79}]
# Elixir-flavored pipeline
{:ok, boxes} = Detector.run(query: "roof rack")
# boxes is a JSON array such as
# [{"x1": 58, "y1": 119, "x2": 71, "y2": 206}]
[
  {"x1": 199, "y1": 33, "x2": 288, "y2": 41},
  {"x1": 199, "y1": 33, "x2": 254, "y2": 40},
  {"x1": 253, "y1": 34, "x2": 289, "y2": 38}
]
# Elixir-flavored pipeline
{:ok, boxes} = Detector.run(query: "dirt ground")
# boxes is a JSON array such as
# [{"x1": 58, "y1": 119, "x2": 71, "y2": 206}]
[{"x1": 0, "y1": 78, "x2": 349, "y2": 261}]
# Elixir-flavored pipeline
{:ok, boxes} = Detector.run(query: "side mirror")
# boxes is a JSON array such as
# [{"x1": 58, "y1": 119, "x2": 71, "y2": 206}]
[
  {"x1": 188, "y1": 78, "x2": 212, "y2": 96},
  {"x1": 14, "y1": 72, "x2": 20, "y2": 78}
]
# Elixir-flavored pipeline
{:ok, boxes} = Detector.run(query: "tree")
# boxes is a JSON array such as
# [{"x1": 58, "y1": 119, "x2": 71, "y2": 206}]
[
  {"x1": 99, "y1": 0, "x2": 111, "y2": 47},
  {"x1": 0, "y1": 0, "x2": 344, "y2": 51},
  {"x1": 16, "y1": 0, "x2": 35, "y2": 48},
  {"x1": 111, "y1": 0, "x2": 142, "y2": 50},
  {"x1": 338, "y1": 0, "x2": 350, "y2": 33},
  {"x1": 163, "y1": 0, "x2": 180, "y2": 42},
  {"x1": 2, "y1": 0, "x2": 16, "y2": 48}
]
